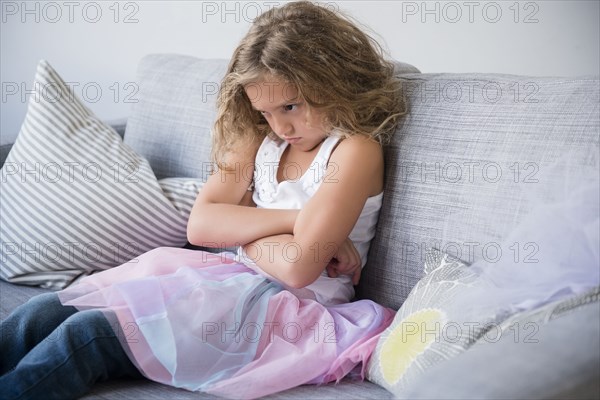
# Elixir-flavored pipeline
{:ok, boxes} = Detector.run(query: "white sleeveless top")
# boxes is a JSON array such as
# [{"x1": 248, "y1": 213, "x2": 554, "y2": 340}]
[{"x1": 236, "y1": 133, "x2": 384, "y2": 305}]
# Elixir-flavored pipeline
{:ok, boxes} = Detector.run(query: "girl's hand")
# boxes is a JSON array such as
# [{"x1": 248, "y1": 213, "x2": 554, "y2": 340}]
[{"x1": 325, "y1": 237, "x2": 362, "y2": 285}]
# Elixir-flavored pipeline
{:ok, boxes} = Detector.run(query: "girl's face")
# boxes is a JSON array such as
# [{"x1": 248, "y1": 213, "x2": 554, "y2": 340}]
[{"x1": 244, "y1": 77, "x2": 328, "y2": 152}]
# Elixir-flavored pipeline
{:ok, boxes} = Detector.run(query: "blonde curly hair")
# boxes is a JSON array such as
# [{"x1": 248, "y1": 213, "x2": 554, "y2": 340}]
[{"x1": 212, "y1": 0, "x2": 406, "y2": 165}]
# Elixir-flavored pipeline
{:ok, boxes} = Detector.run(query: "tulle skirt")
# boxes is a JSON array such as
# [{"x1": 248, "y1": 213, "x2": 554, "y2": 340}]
[{"x1": 58, "y1": 248, "x2": 395, "y2": 399}]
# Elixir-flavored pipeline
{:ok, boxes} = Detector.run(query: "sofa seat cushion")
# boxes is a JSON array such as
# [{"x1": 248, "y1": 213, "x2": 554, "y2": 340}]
[{"x1": 82, "y1": 377, "x2": 392, "y2": 400}]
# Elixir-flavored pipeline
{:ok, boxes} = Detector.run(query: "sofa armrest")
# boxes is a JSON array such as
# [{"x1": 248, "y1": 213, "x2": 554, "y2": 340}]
[
  {"x1": 0, "y1": 118, "x2": 128, "y2": 169},
  {"x1": 104, "y1": 117, "x2": 128, "y2": 139},
  {"x1": 0, "y1": 143, "x2": 12, "y2": 170}
]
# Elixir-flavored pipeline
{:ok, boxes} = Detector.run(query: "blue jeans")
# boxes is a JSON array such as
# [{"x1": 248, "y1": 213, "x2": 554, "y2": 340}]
[{"x1": 0, "y1": 293, "x2": 143, "y2": 400}]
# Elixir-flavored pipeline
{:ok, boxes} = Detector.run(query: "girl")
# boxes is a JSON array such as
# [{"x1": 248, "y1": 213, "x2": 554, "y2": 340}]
[{"x1": 0, "y1": 1, "x2": 405, "y2": 398}]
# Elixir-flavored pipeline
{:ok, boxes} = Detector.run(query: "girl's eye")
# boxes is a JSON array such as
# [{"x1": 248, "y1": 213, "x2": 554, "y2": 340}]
[{"x1": 283, "y1": 104, "x2": 297, "y2": 112}]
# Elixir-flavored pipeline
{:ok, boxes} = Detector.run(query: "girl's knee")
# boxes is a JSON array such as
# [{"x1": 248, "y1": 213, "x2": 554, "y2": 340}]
[
  {"x1": 26, "y1": 292, "x2": 60, "y2": 307},
  {"x1": 20, "y1": 293, "x2": 77, "y2": 324},
  {"x1": 17, "y1": 293, "x2": 64, "y2": 319},
  {"x1": 59, "y1": 311, "x2": 115, "y2": 343}
]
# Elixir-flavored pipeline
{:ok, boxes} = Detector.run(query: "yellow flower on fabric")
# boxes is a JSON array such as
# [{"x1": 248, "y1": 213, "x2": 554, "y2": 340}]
[{"x1": 379, "y1": 308, "x2": 446, "y2": 384}]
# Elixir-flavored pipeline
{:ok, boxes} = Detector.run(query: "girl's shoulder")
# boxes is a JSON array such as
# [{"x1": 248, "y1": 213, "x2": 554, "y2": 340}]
[
  {"x1": 330, "y1": 135, "x2": 383, "y2": 165},
  {"x1": 328, "y1": 135, "x2": 384, "y2": 197}
]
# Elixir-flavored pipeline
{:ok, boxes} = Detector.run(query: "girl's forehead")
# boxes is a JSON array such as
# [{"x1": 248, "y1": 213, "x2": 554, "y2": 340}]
[
  {"x1": 244, "y1": 74, "x2": 293, "y2": 90},
  {"x1": 244, "y1": 78, "x2": 300, "y2": 105}
]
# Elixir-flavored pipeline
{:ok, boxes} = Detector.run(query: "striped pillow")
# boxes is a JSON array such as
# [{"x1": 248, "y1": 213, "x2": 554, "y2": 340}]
[
  {"x1": 0, "y1": 60, "x2": 203, "y2": 289},
  {"x1": 158, "y1": 177, "x2": 204, "y2": 217}
]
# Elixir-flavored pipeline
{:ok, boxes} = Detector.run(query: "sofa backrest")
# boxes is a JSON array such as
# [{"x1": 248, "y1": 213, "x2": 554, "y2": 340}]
[
  {"x1": 124, "y1": 54, "x2": 419, "y2": 181},
  {"x1": 125, "y1": 54, "x2": 599, "y2": 310},
  {"x1": 357, "y1": 73, "x2": 600, "y2": 309},
  {"x1": 123, "y1": 55, "x2": 228, "y2": 181}
]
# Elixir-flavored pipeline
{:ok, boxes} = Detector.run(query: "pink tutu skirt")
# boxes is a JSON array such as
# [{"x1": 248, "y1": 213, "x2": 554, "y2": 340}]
[{"x1": 58, "y1": 247, "x2": 395, "y2": 399}]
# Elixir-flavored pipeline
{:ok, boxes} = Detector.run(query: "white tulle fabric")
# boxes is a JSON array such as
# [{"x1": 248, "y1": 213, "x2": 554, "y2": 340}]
[{"x1": 449, "y1": 150, "x2": 600, "y2": 321}]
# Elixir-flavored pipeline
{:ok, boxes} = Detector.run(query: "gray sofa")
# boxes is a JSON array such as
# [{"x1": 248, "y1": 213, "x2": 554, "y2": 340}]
[{"x1": 1, "y1": 54, "x2": 599, "y2": 399}]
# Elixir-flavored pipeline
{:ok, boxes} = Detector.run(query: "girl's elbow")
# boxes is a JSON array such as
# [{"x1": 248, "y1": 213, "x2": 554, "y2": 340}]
[
  {"x1": 285, "y1": 277, "x2": 310, "y2": 290},
  {"x1": 282, "y1": 261, "x2": 321, "y2": 289},
  {"x1": 187, "y1": 213, "x2": 210, "y2": 245},
  {"x1": 186, "y1": 219, "x2": 201, "y2": 245}
]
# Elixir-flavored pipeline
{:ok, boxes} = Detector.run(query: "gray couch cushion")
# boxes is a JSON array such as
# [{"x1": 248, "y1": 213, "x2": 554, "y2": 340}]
[
  {"x1": 0, "y1": 279, "x2": 48, "y2": 319},
  {"x1": 357, "y1": 74, "x2": 600, "y2": 309},
  {"x1": 123, "y1": 55, "x2": 227, "y2": 180},
  {"x1": 83, "y1": 376, "x2": 392, "y2": 400}
]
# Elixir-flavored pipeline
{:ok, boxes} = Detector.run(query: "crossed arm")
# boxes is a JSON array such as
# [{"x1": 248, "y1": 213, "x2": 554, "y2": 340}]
[{"x1": 187, "y1": 136, "x2": 382, "y2": 289}]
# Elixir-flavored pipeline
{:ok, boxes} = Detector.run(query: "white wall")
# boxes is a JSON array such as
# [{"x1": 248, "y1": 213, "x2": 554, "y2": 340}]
[{"x1": 1, "y1": 0, "x2": 599, "y2": 144}]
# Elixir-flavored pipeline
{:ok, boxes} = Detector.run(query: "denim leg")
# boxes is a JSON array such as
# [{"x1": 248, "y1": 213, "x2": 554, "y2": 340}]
[
  {"x1": 0, "y1": 301, "x2": 143, "y2": 400},
  {"x1": 1, "y1": 293, "x2": 78, "y2": 375}
]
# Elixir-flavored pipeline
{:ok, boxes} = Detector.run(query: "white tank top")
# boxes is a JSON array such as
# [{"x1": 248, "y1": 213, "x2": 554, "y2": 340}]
[{"x1": 237, "y1": 133, "x2": 384, "y2": 305}]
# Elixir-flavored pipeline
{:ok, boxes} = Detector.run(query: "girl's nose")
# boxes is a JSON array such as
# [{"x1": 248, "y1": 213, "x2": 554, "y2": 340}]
[{"x1": 270, "y1": 116, "x2": 292, "y2": 137}]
